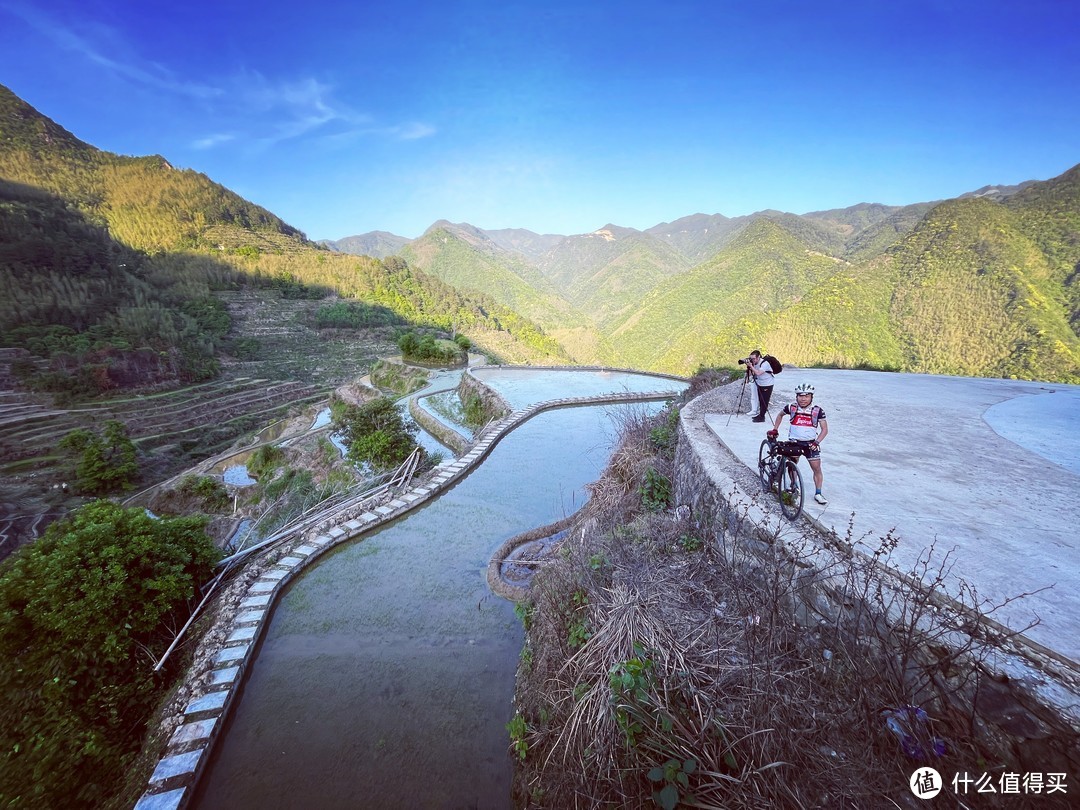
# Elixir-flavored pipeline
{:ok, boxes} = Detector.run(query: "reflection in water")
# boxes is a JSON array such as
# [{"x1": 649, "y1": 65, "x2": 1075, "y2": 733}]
[
  {"x1": 222, "y1": 465, "x2": 255, "y2": 486},
  {"x1": 193, "y1": 403, "x2": 668, "y2": 810},
  {"x1": 310, "y1": 408, "x2": 331, "y2": 430},
  {"x1": 472, "y1": 367, "x2": 684, "y2": 410}
]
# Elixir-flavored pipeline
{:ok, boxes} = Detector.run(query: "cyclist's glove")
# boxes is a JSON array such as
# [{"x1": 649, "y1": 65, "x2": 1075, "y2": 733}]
[
  {"x1": 767, "y1": 430, "x2": 779, "y2": 439},
  {"x1": 809, "y1": 442, "x2": 820, "y2": 452}
]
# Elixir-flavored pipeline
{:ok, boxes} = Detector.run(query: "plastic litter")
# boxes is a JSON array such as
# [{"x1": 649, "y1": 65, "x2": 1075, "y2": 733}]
[{"x1": 882, "y1": 705, "x2": 946, "y2": 759}]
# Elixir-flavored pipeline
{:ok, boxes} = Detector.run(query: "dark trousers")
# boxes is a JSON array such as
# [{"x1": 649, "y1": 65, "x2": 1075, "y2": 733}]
[{"x1": 755, "y1": 384, "x2": 773, "y2": 417}]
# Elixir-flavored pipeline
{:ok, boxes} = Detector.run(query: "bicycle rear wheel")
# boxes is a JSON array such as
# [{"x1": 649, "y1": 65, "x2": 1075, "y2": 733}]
[
  {"x1": 757, "y1": 439, "x2": 773, "y2": 491},
  {"x1": 779, "y1": 459, "x2": 804, "y2": 520}
]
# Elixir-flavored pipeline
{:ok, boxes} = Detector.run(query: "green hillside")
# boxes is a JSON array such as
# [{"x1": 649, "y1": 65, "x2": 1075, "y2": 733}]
[
  {"x1": 888, "y1": 197, "x2": 1079, "y2": 380},
  {"x1": 837, "y1": 203, "x2": 938, "y2": 264},
  {"x1": 0, "y1": 84, "x2": 566, "y2": 393},
  {"x1": 1005, "y1": 164, "x2": 1080, "y2": 332},
  {"x1": 400, "y1": 224, "x2": 617, "y2": 364},
  {"x1": 608, "y1": 218, "x2": 843, "y2": 371},
  {"x1": 561, "y1": 231, "x2": 692, "y2": 333},
  {"x1": 646, "y1": 195, "x2": 1080, "y2": 381},
  {"x1": 5, "y1": 82, "x2": 1076, "y2": 385}
]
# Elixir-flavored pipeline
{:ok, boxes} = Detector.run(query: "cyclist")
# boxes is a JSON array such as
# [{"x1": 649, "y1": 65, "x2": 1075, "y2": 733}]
[{"x1": 768, "y1": 382, "x2": 829, "y2": 505}]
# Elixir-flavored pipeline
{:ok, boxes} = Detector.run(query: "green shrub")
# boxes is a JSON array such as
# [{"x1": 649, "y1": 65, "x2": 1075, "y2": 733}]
[
  {"x1": 649, "y1": 407, "x2": 679, "y2": 454},
  {"x1": 507, "y1": 712, "x2": 529, "y2": 761},
  {"x1": 397, "y1": 329, "x2": 464, "y2": 364},
  {"x1": 0, "y1": 501, "x2": 220, "y2": 809},
  {"x1": 247, "y1": 444, "x2": 285, "y2": 480},
  {"x1": 333, "y1": 396, "x2": 419, "y2": 470},
  {"x1": 177, "y1": 474, "x2": 230, "y2": 511},
  {"x1": 640, "y1": 467, "x2": 672, "y2": 512},
  {"x1": 58, "y1": 420, "x2": 138, "y2": 494}
]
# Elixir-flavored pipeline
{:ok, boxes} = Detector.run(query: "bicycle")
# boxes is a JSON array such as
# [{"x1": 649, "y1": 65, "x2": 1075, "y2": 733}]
[{"x1": 757, "y1": 434, "x2": 805, "y2": 520}]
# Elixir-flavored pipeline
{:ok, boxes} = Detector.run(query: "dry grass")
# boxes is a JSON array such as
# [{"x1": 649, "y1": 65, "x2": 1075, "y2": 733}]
[{"x1": 510, "y1": 384, "x2": 1060, "y2": 809}]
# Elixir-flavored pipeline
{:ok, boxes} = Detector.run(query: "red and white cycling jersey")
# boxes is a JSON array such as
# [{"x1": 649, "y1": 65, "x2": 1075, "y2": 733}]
[{"x1": 787, "y1": 404, "x2": 826, "y2": 442}]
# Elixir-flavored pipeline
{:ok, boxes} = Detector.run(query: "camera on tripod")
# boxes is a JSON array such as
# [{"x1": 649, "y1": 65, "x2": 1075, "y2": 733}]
[{"x1": 737, "y1": 357, "x2": 750, "y2": 365}]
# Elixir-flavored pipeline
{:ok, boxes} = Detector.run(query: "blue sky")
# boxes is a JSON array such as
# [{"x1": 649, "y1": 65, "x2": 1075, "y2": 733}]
[{"x1": 2, "y1": 1, "x2": 1078, "y2": 240}]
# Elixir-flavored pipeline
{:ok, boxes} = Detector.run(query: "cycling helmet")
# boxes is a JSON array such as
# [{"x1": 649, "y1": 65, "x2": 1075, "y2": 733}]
[{"x1": 795, "y1": 382, "x2": 815, "y2": 395}]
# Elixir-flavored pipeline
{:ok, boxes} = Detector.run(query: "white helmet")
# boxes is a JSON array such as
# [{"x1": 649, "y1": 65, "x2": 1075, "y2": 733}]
[{"x1": 795, "y1": 382, "x2": 815, "y2": 395}]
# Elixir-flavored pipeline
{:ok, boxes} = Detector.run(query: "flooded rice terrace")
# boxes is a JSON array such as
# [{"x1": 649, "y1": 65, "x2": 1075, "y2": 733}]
[{"x1": 194, "y1": 370, "x2": 686, "y2": 809}]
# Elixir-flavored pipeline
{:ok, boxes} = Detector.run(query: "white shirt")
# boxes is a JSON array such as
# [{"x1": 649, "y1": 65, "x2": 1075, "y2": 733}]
[{"x1": 754, "y1": 359, "x2": 774, "y2": 386}]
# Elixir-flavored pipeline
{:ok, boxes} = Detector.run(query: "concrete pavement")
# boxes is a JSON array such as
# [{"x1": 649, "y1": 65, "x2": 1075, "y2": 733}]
[{"x1": 704, "y1": 368, "x2": 1080, "y2": 664}]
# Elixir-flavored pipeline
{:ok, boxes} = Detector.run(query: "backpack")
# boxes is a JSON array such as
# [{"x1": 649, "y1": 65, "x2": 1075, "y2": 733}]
[
  {"x1": 763, "y1": 354, "x2": 783, "y2": 374},
  {"x1": 787, "y1": 403, "x2": 822, "y2": 427}
]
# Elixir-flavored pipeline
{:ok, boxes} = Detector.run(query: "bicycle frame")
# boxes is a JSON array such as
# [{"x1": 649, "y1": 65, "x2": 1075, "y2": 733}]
[{"x1": 757, "y1": 437, "x2": 804, "y2": 520}]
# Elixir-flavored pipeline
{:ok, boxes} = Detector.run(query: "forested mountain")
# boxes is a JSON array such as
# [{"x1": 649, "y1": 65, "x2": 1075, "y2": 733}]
[
  {"x1": 4, "y1": 80, "x2": 1077, "y2": 390},
  {"x1": 612, "y1": 218, "x2": 847, "y2": 371},
  {"x1": 399, "y1": 222, "x2": 619, "y2": 364},
  {"x1": 0, "y1": 83, "x2": 567, "y2": 402},
  {"x1": 333, "y1": 165, "x2": 1080, "y2": 382}
]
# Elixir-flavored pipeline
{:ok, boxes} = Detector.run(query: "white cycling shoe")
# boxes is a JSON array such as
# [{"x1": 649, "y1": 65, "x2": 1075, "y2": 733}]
[{"x1": 814, "y1": 493, "x2": 828, "y2": 505}]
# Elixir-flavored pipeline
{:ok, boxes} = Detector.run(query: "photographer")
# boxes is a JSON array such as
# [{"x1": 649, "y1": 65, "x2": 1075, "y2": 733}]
[{"x1": 742, "y1": 350, "x2": 774, "y2": 422}]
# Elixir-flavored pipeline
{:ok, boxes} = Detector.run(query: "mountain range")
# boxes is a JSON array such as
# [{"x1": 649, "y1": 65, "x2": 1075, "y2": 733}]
[
  {"x1": 325, "y1": 172, "x2": 1080, "y2": 380},
  {"x1": 3, "y1": 81, "x2": 1079, "y2": 385}
]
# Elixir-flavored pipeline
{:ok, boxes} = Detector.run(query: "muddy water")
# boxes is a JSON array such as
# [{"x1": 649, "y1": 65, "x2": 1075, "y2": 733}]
[{"x1": 193, "y1": 402, "x2": 669, "y2": 809}]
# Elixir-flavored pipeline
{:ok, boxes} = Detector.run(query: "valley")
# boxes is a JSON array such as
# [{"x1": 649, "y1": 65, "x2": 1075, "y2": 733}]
[{"x1": 1, "y1": 79, "x2": 1079, "y2": 810}]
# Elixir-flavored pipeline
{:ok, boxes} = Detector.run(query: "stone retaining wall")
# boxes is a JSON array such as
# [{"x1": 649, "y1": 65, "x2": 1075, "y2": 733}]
[
  {"x1": 674, "y1": 387, "x2": 1080, "y2": 776},
  {"x1": 487, "y1": 514, "x2": 578, "y2": 602},
  {"x1": 457, "y1": 369, "x2": 512, "y2": 424},
  {"x1": 408, "y1": 392, "x2": 470, "y2": 455}
]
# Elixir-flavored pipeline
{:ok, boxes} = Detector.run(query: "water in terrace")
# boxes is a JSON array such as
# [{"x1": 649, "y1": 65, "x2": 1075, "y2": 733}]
[
  {"x1": 193, "y1": 370, "x2": 686, "y2": 809},
  {"x1": 471, "y1": 366, "x2": 684, "y2": 409}
]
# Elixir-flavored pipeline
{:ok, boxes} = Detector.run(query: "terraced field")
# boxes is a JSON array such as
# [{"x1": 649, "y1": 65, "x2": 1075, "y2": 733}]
[
  {"x1": 0, "y1": 288, "x2": 402, "y2": 559},
  {"x1": 0, "y1": 375, "x2": 330, "y2": 560}
]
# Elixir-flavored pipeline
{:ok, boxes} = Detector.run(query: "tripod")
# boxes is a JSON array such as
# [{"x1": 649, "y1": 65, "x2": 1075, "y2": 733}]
[{"x1": 727, "y1": 367, "x2": 756, "y2": 426}]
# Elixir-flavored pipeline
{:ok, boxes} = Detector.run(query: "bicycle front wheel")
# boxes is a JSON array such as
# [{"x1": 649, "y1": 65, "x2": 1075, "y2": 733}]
[
  {"x1": 779, "y1": 459, "x2": 804, "y2": 520},
  {"x1": 757, "y1": 439, "x2": 773, "y2": 491}
]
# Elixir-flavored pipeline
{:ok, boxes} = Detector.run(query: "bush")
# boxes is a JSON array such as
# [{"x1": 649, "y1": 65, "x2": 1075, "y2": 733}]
[
  {"x1": 640, "y1": 467, "x2": 672, "y2": 512},
  {"x1": 333, "y1": 396, "x2": 420, "y2": 470},
  {"x1": 247, "y1": 444, "x2": 285, "y2": 480},
  {"x1": 397, "y1": 329, "x2": 463, "y2": 364},
  {"x1": 0, "y1": 501, "x2": 220, "y2": 809},
  {"x1": 58, "y1": 420, "x2": 138, "y2": 494},
  {"x1": 177, "y1": 474, "x2": 230, "y2": 512}
]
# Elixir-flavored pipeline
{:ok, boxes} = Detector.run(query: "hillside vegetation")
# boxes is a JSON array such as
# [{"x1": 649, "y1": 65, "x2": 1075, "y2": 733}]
[
  {"x1": 0, "y1": 83, "x2": 569, "y2": 552},
  {"x1": 357, "y1": 164, "x2": 1080, "y2": 381},
  {"x1": 0, "y1": 83, "x2": 566, "y2": 390},
  {"x1": 3, "y1": 79, "x2": 1079, "y2": 397}
]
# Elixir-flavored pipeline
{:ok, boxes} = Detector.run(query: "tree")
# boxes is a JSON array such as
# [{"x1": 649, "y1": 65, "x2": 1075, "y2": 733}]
[
  {"x1": 397, "y1": 331, "x2": 419, "y2": 357},
  {"x1": 333, "y1": 396, "x2": 419, "y2": 470},
  {"x1": 0, "y1": 501, "x2": 220, "y2": 809},
  {"x1": 58, "y1": 419, "x2": 138, "y2": 494}
]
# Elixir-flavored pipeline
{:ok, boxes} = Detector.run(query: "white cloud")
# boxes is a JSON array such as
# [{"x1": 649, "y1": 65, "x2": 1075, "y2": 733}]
[
  {"x1": 2, "y1": 2, "x2": 436, "y2": 151},
  {"x1": 192, "y1": 133, "x2": 237, "y2": 150},
  {"x1": 3, "y1": 2, "x2": 221, "y2": 100},
  {"x1": 392, "y1": 122, "x2": 437, "y2": 141}
]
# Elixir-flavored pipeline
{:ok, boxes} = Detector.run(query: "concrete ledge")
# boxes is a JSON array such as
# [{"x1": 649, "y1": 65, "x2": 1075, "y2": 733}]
[{"x1": 674, "y1": 382, "x2": 1080, "y2": 774}]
